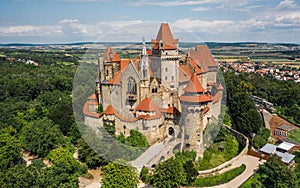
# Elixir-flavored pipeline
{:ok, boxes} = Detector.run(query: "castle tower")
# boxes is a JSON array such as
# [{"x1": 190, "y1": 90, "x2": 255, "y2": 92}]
[
  {"x1": 151, "y1": 23, "x2": 180, "y2": 89},
  {"x1": 179, "y1": 74, "x2": 212, "y2": 158},
  {"x1": 102, "y1": 46, "x2": 121, "y2": 81}
]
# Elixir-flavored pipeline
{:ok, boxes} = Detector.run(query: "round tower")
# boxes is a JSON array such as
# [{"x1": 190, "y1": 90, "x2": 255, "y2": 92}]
[{"x1": 179, "y1": 73, "x2": 212, "y2": 158}]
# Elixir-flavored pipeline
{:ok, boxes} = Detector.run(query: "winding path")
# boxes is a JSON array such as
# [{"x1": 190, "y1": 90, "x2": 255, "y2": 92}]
[{"x1": 202, "y1": 155, "x2": 265, "y2": 188}]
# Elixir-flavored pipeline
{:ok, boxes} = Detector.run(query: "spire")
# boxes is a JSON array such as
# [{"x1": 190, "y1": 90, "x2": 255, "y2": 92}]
[
  {"x1": 142, "y1": 37, "x2": 147, "y2": 55},
  {"x1": 152, "y1": 23, "x2": 178, "y2": 50},
  {"x1": 139, "y1": 37, "x2": 149, "y2": 80}
]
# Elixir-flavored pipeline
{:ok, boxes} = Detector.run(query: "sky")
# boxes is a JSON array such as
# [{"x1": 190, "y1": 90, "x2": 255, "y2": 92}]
[{"x1": 0, "y1": 0, "x2": 300, "y2": 44}]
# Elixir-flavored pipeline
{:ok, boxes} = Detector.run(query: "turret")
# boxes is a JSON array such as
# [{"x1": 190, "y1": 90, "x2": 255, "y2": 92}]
[{"x1": 139, "y1": 37, "x2": 150, "y2": 81}]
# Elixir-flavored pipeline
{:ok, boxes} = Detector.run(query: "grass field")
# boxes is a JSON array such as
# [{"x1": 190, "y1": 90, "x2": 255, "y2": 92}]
[{"x1": 288, "y1": 128, "x2": 300, "y2": 144}]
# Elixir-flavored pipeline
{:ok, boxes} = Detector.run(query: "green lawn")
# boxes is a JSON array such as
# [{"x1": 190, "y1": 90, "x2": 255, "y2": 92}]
[
  {"x1": 197, "y1": 132, "x2": 239, "y2": 171},
  {"x1": 288, "y1": 128, "x2": 300, "y2": 144}
]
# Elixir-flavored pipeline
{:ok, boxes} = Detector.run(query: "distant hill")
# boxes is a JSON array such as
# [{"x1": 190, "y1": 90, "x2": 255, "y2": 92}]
[{"x1": 0, "y1": 42, "x2": 299, "y2": 48}]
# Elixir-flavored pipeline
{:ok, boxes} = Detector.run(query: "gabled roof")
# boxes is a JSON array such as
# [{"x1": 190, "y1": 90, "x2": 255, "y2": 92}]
[
  {"x1": 189, "y1": 45, "x2": 217, "y2": 68},
  {"x1": 183, "y1": 74, "x2": 205, "y2": 93},
  {"x1": 152, "y1": 23, "x2": 178, "y2": 50},
  {"x1": 102, "y1": 46, "x2": 121, "y2": 63},
  {"x1": 103, "y1": 104, "x2": 116, "y2": 115},
  {"x1": 136, "y1": 98, "x2": 158, "y2": 112},
  {"x1": 190, "y1": 58, "x2": 203, "y2": 74},
  {"x1": 179, "y1": 64, "x2": 193, "y2": 83}
]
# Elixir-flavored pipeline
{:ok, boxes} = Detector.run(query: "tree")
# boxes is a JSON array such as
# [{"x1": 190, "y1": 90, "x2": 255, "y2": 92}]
[
  {"x1": 0, "y1": 132, "x2": 23, "y2": 171},
  {"x1": 46, "y1": 147, "x2": 83, "y2": 175},
  {"x1": 124, "y1": 130, "x2": 149, "y2": 147},
  {"x1": 253, "y1": 127, "x2": 270, "y2": 149},
  {"x1": 47, "y1": 100, "x2": 75, "y2": 135},
  {"x1": 258, "y1": 155, "x2": 297, "y2": 188},
  {"x1": 184, "y1": 160, "x2": 198, "y2": 184},
  {"x1": 77, "y1": 138, "x2": 108, "y2": 169},
  {"x1": 151, "y1": 158, "x2": 187, "y2": 188},
  {"x1": 225, "y1": 72, "x2": 264, "y2": 137},
  {"x1": 19, "y1": 118, "x2": 64, "y2": 157},
  {"x1": 140, "y1": 167, "x2": 150, "y2": 184},
  {"x1": 102, "y1": 161, "x2": 139, "y2": 188}
]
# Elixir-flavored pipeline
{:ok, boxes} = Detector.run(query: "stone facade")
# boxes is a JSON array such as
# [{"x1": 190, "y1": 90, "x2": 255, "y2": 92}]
[{"x1": 84, "y1": 23, "x2": 223, "y2": 159}]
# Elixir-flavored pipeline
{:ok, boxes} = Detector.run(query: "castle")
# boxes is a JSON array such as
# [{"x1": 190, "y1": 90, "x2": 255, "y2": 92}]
[{"x1": 83, "y1": 23, "x2": 223, "y2": 160}]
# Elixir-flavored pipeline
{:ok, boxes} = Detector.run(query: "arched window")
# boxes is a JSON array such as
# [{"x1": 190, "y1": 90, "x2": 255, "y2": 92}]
[
  {"x1": 127, "y1": 77, "x2": 136, "y2": 94},
  {"x1": 152, "y1": 87, "x2": 157, "y2": 93}
]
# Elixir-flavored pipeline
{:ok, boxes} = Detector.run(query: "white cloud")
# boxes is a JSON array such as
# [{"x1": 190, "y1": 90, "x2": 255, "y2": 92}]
[
  {"x1": 275, "y1": 0, "x2": 297, "y2": 10},
  {"x1": 274, "y1": 12, "x2": 300, "y2": 25},
  {"x1": 191, "y1": 6, "x2": 212, "y2": 11},
  {"x1": 0, "y1": 25, "x2": 62, "y2": 36},
  {"x1": 0, "y1": 20, "x2": 148, "y2": 41},
  {"x1": 59, "y1": 19, "x2": 79, "y2": 24},
  {"x1": 174, "y1": 19, "x2": 236, "y2": 33}
]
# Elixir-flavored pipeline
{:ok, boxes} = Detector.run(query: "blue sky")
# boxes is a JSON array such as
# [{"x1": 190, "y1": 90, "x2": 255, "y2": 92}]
[{"x1": 0, "y1": 0, "x2": 300, "y2": 43}]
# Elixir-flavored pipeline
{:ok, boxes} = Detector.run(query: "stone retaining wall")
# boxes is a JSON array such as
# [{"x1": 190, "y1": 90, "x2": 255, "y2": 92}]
[{"x1": 198, "y1": 124, "x2": 249, "y2": 175}]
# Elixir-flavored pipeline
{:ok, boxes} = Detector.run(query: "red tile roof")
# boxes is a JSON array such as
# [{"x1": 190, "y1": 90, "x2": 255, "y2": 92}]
[
  {"x1": 99, "y1": 104, "x2": 162, "y2": 122},
  {"x1": 136, "y1": 98, "x2": 159, "y2": 112},
  {"x1": 108, "y1": 72, "x2": 122, "y2": 85},
  {"x1": 120, "y1": 59, "x2": 130, "y2": 72},
  {"x1": 160, "y1": 106, "x2": 180, "y2": 114},
  {"x1": 190, "y1": 58, "x2": 203, "y2": 74},
  {"x1": 87, "y1": 93, "x2": 98, "y2": 100},
  {"x1": 212, "y1": 92, "x2": 222, "y2": 104},
  {"x1": 179, "y1": 64, "x2": 193, "y2": 83},
  {"x1": 102, "y1": 46, "x2": 121, "y2": 63},
  {"x1": 183, "y1": 74, "x2": 205, "y2": 93},
  {"x1": 180, "y1": 94, "x2": 212, "y2": 103},
  {"x1": 203, "y1": 106, "x2": 210, "y2": 114},
  {"x1": 152, "y1": 23, "x2": 178, "y2": 50},
  {"x1": 217, "y1": 84, "x2": 224, "y2": 91},
  {"x1": 103, "y1": 104, "x2": 116, "y2": 115},
  {"x1": 147, "y1": 50, "x2": 152, "y2": 55},
  {"x1": 189, "y1": 45, "x2": 217, "y2": 68},
  {"x1": 83, "y1": 101, "x2": 100, "y2": 118}
]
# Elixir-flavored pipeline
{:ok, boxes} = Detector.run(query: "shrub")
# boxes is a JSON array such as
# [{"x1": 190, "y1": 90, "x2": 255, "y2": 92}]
[{"x1": 193, "y1": 164, "x2": 246, "y2": 187}]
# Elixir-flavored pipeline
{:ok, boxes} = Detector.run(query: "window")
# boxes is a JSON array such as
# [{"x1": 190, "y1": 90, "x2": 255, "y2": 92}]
[
  {"x1": 127, "y1": 77, "x2": 136, "y2": 94},
  {"x1": 172, "y1": 76, "x2": 174, "y2": 80},
  {"x1": 165, "y1": 77, "x2": 167, "y2": 80},
  {"x1": 152, "y1": 87, "x2": 157, "y2": 93},
  {"x1": 165, "y1": 68, "x2": 168, "y2": 72}
]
